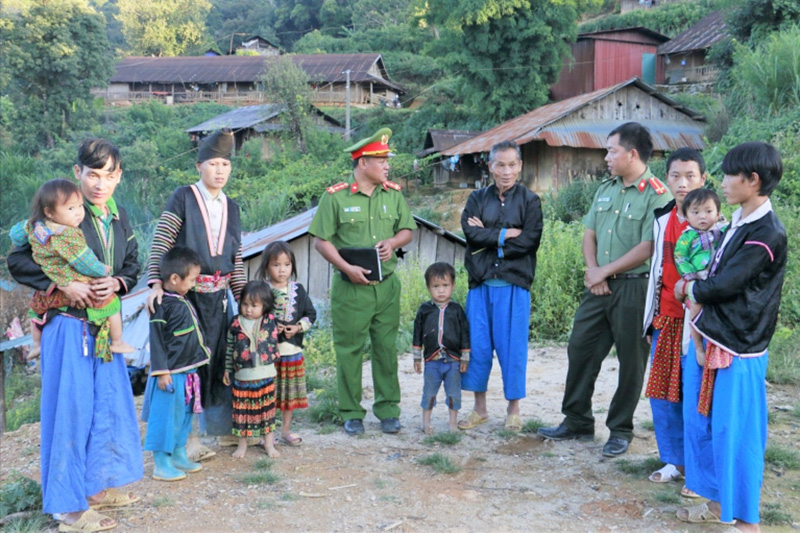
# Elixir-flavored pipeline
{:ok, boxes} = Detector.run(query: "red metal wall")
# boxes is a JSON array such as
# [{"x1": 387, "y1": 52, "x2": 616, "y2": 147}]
[
  {"x1": 551, "y1": 40, "x2": 596, "y2": 101},
  {"x1": 593, "y1": 40, "x2": 659, "y2": 89}
]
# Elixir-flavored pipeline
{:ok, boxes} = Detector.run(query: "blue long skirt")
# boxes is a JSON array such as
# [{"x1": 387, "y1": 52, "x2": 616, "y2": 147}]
[
  {"x1": 40, "y1": 315, "x2": 143, "y2": 514},
  {"x1": 649, "y1": 329, "x2": 685, "y2": 466},
  {"x1": 683, "y1": 339, "x2": 767, "y2": 524}
]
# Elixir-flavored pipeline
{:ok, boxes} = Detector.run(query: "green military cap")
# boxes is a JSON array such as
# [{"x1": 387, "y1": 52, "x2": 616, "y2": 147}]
[
  {"x1": 345, "y1": 127, "x2": 395, "y2": 160},
  {"x1": 197, "y1": 128, "x2": 233, "y2": 163}
]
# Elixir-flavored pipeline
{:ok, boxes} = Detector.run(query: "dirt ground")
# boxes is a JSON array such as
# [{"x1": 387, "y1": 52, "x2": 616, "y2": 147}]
[{"x1": 2, "y1": 345, "x2": 799, "y2": 532}]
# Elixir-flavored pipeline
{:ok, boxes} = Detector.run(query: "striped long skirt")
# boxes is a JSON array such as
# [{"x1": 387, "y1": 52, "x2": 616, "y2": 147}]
[
  {"x1": 232, "y1": 377, "x2": 276, "y2": 437},
  {"x1": 275, "y1": 352, "x2": 308, "y2": 411}
]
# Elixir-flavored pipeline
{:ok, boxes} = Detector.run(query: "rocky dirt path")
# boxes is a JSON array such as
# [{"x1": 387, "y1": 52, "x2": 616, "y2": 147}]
[{"x1": 2, "y1": 346, "x2": 799, "y2": 532}]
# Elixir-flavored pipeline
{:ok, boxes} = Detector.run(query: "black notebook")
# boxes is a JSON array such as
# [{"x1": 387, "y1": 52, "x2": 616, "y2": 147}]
[{"x1": 339, "y1": 247, "x2": 383, "y2": 282}]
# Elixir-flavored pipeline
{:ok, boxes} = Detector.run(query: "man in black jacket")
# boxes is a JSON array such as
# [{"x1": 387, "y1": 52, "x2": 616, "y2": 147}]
[{"x1": 457, "y1": 140, "x2": 543, "y2": 432}]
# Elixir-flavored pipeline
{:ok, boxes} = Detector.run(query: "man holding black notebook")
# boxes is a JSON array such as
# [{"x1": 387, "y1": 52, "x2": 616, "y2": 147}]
[{"x1": 309, "y1": 128, "x2": 417, "y2": 435}]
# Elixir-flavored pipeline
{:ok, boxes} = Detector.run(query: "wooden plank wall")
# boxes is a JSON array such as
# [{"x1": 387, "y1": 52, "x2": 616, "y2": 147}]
[{"x1": 243, "y1": 227, "x2": 464, "y2": 301}]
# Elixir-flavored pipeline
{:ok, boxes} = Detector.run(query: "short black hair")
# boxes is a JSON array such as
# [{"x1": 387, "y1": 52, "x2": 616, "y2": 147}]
[
  {"x1": 608, "y1": 122, "x2": 654, "y2": 163},
  {"x1": 682, "y1": 188, "x2": 721, "y2": 217},
  {"x1": 257, "y1": 241, "x2": 297, "y2": 282},
  {"x1": 29, "y1": 178, "x2": 82, "y2": 226},
  {"x1": 160, "y1": 246, "x2": 202, "y2": 283},
  {"x1": 240, "y1": 280, "x2": 274, "y2": 315},
  {"x1": 424, "y1": 262, "x2": 456, "y2": 286},
  {"x1": 721, "y1": 141, "x2": 782, "y2": 197},
  {"x1": 666, "y1": 147, "x2": 705, "y2": 175},
  {"x1": 77, "y1": 138, "x2": 121, "y2": 171}
]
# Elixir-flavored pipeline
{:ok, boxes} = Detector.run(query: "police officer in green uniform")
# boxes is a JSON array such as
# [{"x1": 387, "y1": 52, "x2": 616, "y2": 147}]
[
  {"x1": 539, "y1": 122, "x2": 672, "y2": 456},
  {"x1": 309, "y1": 128, "x2": 417, "y2": 435}
]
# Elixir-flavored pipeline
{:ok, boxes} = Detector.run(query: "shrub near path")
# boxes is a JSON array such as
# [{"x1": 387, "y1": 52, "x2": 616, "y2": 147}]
[{"x1": 2, "y1": 346, "x2": 798, "y2": 531}]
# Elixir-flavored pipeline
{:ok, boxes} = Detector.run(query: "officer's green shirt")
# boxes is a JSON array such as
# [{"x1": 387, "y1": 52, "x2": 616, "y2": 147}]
[
  {"x1": 583, "y1": 167, "x2": 672, "y2": 274},
  {"x1": 309, "y1": 178, "x2": 417, "y2": 277}
]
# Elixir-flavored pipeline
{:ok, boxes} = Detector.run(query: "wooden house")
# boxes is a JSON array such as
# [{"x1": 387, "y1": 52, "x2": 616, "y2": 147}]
[
  {"x1": 184, "y1": 104, "x2": 344, "y2": 156},
  {"x1": 98, "y1": 54, "x2": 404, "y2": 107},
  {"x1": 237, "y1": 35, "x2": 282, "y2": 56},
  {"x1": 551, "y1": 27, "x2": 668, "y2": 101},
  {"x1": 442, "y1": 78, "x2": 705, "y2": 194},
  {"x1": 621, "y1": 0, "x2": 693, "y2": 13},
  {"x1": 416, "y1": 130, "x2": 482, "y2": 187},
  {"x1": 658, "y1": 11, "x2": 728, "y2": 85}
]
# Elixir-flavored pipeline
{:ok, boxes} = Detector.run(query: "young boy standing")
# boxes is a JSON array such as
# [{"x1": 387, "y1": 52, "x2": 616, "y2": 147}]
[
  {"x1": 413, "y1": 262, "x2": 470, "y2": 434},
  {"x1": 143, "y1": 246, "x2": 210, "y2": 481},
  {"x1": 676, "y1": 142, "x2": 787, "y2": 531}
]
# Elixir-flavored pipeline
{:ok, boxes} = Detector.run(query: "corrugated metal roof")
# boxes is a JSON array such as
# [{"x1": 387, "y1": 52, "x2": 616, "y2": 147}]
[
  {"x1": 443, "y1": 78, "x2": 704, "y2": 156},
  {"x1": 578, "y1": 26, "x2": 670, "y2": 44},
  {"x1": 658, "y1": 11, "x2": 728, "y2": 55},
  {"x1": 184, "y1": 104, "x2": 343, "y2": 133},
  {"x1": 109, "y1": 54, "x2": 405, "y2": 93},
  {"x1": 417, "y1": 129, "x2": 481, "y2": 157}
]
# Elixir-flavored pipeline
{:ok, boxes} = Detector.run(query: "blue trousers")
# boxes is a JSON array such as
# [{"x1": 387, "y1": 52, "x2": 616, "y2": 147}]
[
  {"x1": 142, "y1": 372, "x2": 195, "y2": 454},
  {"x1": 421, "y1": 360, "x2": 462, "y2": 411},
  {"x1": 40, "y1": 315, "x2": 143, "y2": 514},
  {"x1": 683, "y1": 339, "x2": 767, "y2": 524},
  {"x1": 462, "y1": 284, "x2": 530, "y2": 401},
  {"x1": 649, "y1": 329, "x2": 685, "y2": 466}
]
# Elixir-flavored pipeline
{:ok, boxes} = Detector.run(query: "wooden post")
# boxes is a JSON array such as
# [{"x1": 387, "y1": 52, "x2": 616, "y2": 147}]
[{"x1": 0, "y1": 351, "x2": 6, "y2": 436}]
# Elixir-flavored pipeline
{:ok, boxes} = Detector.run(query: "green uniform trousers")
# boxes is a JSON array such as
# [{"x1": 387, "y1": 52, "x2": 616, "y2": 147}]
[
  {"x1": 331, "y1": 273, "x2": 402, "y2": 421},
  {"x1": 561, "y1": 277, "x2": 650, "y2": 441}
]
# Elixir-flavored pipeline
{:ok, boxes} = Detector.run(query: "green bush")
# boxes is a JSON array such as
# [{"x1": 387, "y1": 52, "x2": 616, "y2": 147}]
[
  {"x1": 529, "y1": 220, "x2": 585, "y2": 340},
  {"x1": 542, "y1": 178, "x2": 602, "y2": 223},
  {"x1": 3, "y1": 366, "x2": 41, "y2": 432},
  {"x1": 0, "y1": 473, "x2": 42, "y2": 518},
  {"x1": 578, "y1": 0, "x2": 714, "y2": 37},
  {"x1": 728, "y1": 25, "x2": 800, "y2": 117}
]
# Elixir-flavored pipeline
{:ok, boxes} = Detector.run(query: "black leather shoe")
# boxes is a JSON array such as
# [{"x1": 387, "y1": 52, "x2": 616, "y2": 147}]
[
  {"x1": 537, "y1": 423, "x2": 594, "y2": 441},
  {"x1": 602, "y1": 437, "x2": 630, "y2": 457},
  {"x1": 344, "y1": 419, "x2": 364, "y2": 435},
  {"x1": 381, "y1": 417, "x2": 401, "y2": 434}
]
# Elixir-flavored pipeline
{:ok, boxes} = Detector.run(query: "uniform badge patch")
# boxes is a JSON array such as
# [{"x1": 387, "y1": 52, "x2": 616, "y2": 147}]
[{"x1": 343, "y1": 206, "x2": 361, "y2": 213}]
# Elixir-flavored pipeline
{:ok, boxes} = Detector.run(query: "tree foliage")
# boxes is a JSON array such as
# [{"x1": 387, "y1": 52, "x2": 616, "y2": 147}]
[
  {"x1": 116, "y1": 0, "x2": 212, "y2": 56},
  {"x1": 0, "y1": 0, "x2": 114, "y2": 150},
  {"x1": 262, "y1": 55, "x2": 314, "y2": 153},
  {"x1": 727, "y1": 0, "x2": 800, "y2": 42},
  {"x1": 578, "y1": 0, "x2": 715, "y2": 37}
]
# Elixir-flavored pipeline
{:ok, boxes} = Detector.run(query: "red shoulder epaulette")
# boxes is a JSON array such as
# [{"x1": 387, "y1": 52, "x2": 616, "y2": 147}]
[
  {"x1": 326, "y1": 182, "x2": 348, "y2": 194},
  {"x1": 648, "y1": 176, "x2": 668, "y2": 195},
  {"x1": 383, "y1": 180, "x2": 402, "y2": 191}
]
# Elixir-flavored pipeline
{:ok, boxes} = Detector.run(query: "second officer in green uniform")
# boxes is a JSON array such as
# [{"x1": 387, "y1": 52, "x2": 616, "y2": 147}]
[{"x1": 309, "y1": 128, "x2": 417, "y2": 435}]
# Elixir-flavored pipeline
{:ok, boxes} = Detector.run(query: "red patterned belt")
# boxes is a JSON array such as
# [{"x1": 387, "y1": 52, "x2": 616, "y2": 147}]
[{"x1": 194, "y1": 271, "x2": 231, "y2": 293}]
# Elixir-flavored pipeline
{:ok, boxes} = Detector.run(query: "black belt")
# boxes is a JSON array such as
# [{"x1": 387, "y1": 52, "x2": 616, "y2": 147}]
[
  {"x1": 341, "y1": 271, "x2": 394, "y2": 285},
  {"x1": 608, "y1": 273, "x2": 649, "y2": 280}
]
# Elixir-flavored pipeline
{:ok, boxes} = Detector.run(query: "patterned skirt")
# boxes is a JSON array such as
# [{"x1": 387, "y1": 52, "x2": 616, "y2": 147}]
[
  {"x1": 275, "y1": 352, "x2": 308, "y2": 411},
  {"x1": 231, "y1": 377, "x2": 276, "y2": 437}
]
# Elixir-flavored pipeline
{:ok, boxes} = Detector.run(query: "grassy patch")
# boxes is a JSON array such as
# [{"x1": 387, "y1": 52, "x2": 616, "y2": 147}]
[
  {"x1": 152, "y1": 496, "x2": 174, "y2": 507},
  {"x1": 374, "y1": 478, "x2": 393, "y2": 489},
  {"x1": 495, "y1": 429, "x2": 520, "y2": 439},
  {"x1": 316, "y1": 424, "x2": 337, "y2": 435},
  {"x1": 764, "y1": 445, "x2": 800, "y2": 470},
  {"x1": 280, "y1": 492, "x2": 300, "y2": 502},
  {"x1": 0, "y1": 473, "x2": 42, "y2": 518},
  {"x1": 615, "y1": 457, "x2": 664, "y2": 477},
  {"x1": 417, "y1": 453, "x2": 461, "y2": 474},
  {"x1": 521, "y1": 418, "x2": 547, "y2": 434},
  {"x1": 652, "y1": 488, "x2": 682, "y2": 505},
  {"x1": 241, "y1": 458, "x2": 280, "y2": 485},
  {"x1": 541, "y1": 451, "x2": 556, "y2": 458},
  {"x1": 3, "y1": 367, "x2": 41, "y2": 431},
  {"x1": 422, "y1": 432, "x2": 462, "y2": 446},
  {"x1": 767, "y1": 410, "x2": 777, "y2": 425},
  {"x1": 793, "y1": 404, "x2": 800, "y2": 418},
  {"x1": 766, "y1": 328, "x2": 800, "y2": 385},
  {"x1": 761, "y1": 502, "x2": 793, "y2": 525},
  {"x1": 1, "y1": 513, "x2": 52, "y2": 533},
  {"x1": 640, "y1": 420, "x2": 655, "y2": 431},
  {"x1": 306, "y1": 371, "x2": 343, "y2": 426}
]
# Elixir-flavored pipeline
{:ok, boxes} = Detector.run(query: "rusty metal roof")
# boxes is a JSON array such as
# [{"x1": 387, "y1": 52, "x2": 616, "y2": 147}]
[
  {"x1": 416, "y1": 129, "x2": 481, "y2": 157},
  {"x1": 185, "y1": 104, "x2": 342, "y2": 133},
  {"x1": 442, "y1": 78, "x2": 705, "y2": 156},
  {"x1": 109, "y1": 54, "x2": 404, "y2": 92},
  {"x1": 658, "y1": 11, "x2": 728, "y2": 55},
  {"x1": 578, "y1": 26, "x2": 670, "y2": 44}
]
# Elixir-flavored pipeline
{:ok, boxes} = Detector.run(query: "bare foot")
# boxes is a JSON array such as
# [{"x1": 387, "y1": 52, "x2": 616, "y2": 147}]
[
  {"x1": 232, "y1": 441, "x2": 247, "y2": 459},
  {"x1": 422, "y1": 424, "x2": 434, "y2": 435},
  {"x1": 111, "y1": 340, "x2": 136, "y2": 354},
  {"x1": 27, "y1": 346, "x2": 41, "y2": 360},
  {"x1": 733, "y1": 521, "x2": 761, "y2": 533},
  {"x1": 61, "y1": 509, "x2": 116, "y2": 529},
  {"x1": 262, "y1": 439, "x2": 281, "y2": 458}
]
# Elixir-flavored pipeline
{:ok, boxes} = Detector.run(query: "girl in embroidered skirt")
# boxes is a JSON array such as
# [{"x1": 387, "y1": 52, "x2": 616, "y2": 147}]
[
  {"x1": 9, "y1": 178, "x2": 135, "y2": 360},
  {"x1": 223, "y1": 280, "x2": 281, "y2": 458},
  {"x1": 256, "y1": 241, "x2": 316, "y2": 447}
]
